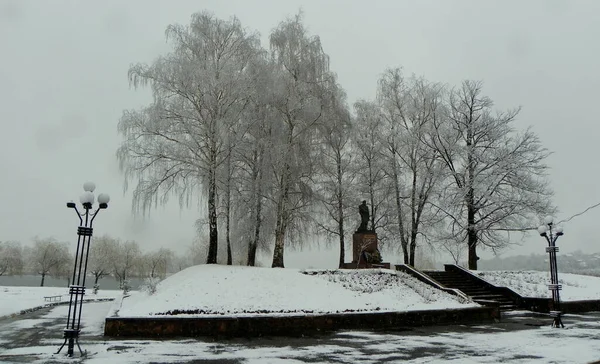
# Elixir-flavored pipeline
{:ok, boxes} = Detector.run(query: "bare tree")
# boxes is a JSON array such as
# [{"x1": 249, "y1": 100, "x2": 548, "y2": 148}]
[
  {"x1": 169, "y1": 253, "x2": 193, "y2": 273},
  {"x1": 352, "y1": 100, "x2": 392, "y2": 237},
  {"x1": 0, "y1": 241, "x2": 24, "y2": 276},
  {"x1": 88, "y1": 235, "x2": 118, "y2": 285},
  {"x1": 142, "y1": 248, "x2": 174, "y2": 278},
  {"x1": 117, "y1": 11, "x2": 260, "y2": 264},
  {"x1": 28, "y1": 237, "x2": 70, "y2": 286},
  {"x1": 110, "y1": 240, "x2": 141, "y2": 287},
  {"x1": 428, "y1": 80, "x2": 554, "y2": 269},
  {"x1": 378, "y1": 69, "x2": 445, "y2": 266}
]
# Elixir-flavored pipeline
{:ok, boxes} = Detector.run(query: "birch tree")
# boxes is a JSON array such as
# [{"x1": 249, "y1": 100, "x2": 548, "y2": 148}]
[
  {"x1": 429, "y1": 80, "x2": 554, "y2": 269},
  {"x1": 117, "y1": 12, "x2": 260, "y2": 264},
  {"x1": 313, "y1": 82, "x2": 355, "y2": 268},
  {"x1": 267, "y1": 13, "x2": 331, "y2": 267},
  {"x1": 232, "y1": 58, "x2": 276, "y2": 266},
  {"x1": 378, "y1": 69, "x2": 445, "y2": 266}
]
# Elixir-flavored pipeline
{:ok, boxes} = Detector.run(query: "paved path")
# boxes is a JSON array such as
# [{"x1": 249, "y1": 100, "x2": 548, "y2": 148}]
[{"x1": 1, "y1": 304, "x2": 599, "y2": 363}]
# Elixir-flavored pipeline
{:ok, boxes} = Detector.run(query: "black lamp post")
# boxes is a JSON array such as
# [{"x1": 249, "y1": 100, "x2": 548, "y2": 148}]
[
  {"x1": 56, "y1": 182, "x2": 110, "y2": 357},
  {"x1": 537, "y1": 215, "x2": 564, "y2": 328}
]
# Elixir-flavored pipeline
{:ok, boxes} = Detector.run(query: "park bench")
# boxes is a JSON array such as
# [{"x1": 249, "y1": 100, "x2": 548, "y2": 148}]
[{"x1": 43, "y1": 295, "x2": 62, "y2": 302}]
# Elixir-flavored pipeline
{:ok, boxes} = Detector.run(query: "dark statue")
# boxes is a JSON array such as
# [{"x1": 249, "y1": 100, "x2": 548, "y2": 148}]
[{"x1": 358, "y1": 200, "x2": 369, "y2": 232}]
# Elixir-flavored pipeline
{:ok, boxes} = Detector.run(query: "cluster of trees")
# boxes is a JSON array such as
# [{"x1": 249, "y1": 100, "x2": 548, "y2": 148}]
[
  {"x1": 118, "y1": 11, "x2": 553, "y2": 270},
  {"x1": 0, "y1": 237, "x2": 191, "y2": 287},
  {"x1": 0, "y1": 238, "x2": 70, "y2": 286}
]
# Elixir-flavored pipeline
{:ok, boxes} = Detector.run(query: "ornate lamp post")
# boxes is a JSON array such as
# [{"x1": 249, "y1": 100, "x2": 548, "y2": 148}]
[
  {"x1": 537, "y1": 215, "x2": 564, "y2": 328},
  {"x1": 57, "y1": 182, "x2": 110, "y2": 357}
]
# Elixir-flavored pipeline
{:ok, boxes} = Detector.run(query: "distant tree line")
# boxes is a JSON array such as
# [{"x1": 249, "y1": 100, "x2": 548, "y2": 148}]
[
  {"x1": 117, "y1": 10, "x2": 554, "y2": 270},
  {"x1": 0, "y1": 237, "x2": 191, "y2": 288},
  {"x1": 479, "y1": 251, "x2": 600, "y2": 276}
]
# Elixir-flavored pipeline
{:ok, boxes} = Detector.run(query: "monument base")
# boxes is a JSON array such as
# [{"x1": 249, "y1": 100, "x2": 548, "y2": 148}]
[{"x1": 341, "y1": 232, "x2": 390, "y2": 269}]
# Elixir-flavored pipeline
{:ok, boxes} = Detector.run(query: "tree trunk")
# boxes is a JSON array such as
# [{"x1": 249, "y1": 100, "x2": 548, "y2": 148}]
[
  {"x1": 409, "y1": 232, "x2": 417, "y2": 266},
  {"x1": 272, "y1": 183, "x2": 289, "y2": 268},
  {"x1": 272, "y1": 219, "x2": 286, "y2": 268},
  {"x1": 272, "y1": 186, "x2": 288, "y2": 268},
  {"x1": 467, "y1": 194, "x2": 478, "y2": 270},
  {"x1": 337, "y1": 214, "x2": 345, "y2": 269},
  {"x1": 272, "y1": 147, "x2": 292, "y2": 268},
  {"x1": 467, "y1": 229, "x2": 478, "y2": 269},
  {"x1": 466, "y1": 123, "x2": 477, "y2": 270},
  {"x1": 94, "y1": 274, "x2": 100, "y2": 285},
  {"x1": 337, "y1": 218, "x2": 345, "y2": 268},
  {"x1": 247, "y1": 198, "x2": 262, "y2": 266},
  {"x1": 226, "y1": 188, "x2": 233, "y2": 266},
  {"x1": 226, "y1": 238, "x2": 232, "y2": 265},
  {"x1": 40, "y1": 273, "x2": 45, "y2": 287},
  {"x1": 247, "y1": 240, "x2": 257, "y2": 266},
  {"x1": 206, "y1": 166, "x2": 219, "y2": 264},
  {"x1": 391, "y1": 155, "x2": 409, "y2": 264},
  {"x1": 468, "y1": 233, "x2": 479, "y2": 270},
  {"x1": 225, "y1": 152, "x2": 233, "y2": 266},
  {"x1": 247, "y1": 150, "x2": 264, "y2": 267},
  {"x1": 337, "y1": 153, "x2": 345, "y2": 269}
]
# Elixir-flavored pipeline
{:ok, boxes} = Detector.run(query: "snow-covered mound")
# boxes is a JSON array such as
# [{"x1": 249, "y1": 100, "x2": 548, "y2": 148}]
[
  {"x1": 474, "y1": 270, "x2": 600, "y2": 300},
  {"x1": 115, "y1": 265, "x2": 477, "y2": 317}
]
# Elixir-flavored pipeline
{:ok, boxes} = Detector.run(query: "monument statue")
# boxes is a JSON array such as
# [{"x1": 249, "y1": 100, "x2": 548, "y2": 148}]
[{"x1": 358, "y1": 200, "x2": 369, "y2": 232}]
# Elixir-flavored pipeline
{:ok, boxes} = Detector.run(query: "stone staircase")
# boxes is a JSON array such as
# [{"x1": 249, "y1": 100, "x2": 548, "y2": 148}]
[{"x1": 422, "y1": 269, "x2": 518, "y2": 311}]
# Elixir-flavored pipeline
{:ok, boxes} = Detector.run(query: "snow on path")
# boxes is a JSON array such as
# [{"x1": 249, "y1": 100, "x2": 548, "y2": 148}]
[
  {"x1": 0, "y1": 286, "x2": 120, "y2": 318},
  {"x1": 1, "y1": 303, "x2": 600, "y2": 364}
]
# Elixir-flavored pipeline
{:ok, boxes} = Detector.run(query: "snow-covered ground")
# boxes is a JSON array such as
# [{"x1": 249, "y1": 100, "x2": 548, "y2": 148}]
[
  {"x1": 2, "y1": 301, "x2": 600, "y2": 363},
  {"x1": 0, "y1": 286, "x2": 120, "y2": 318},
  {"x1": 474, "y1": 270, "x2": 600, "y2": 300},
  {"x1": 116, "y1": 266, "x2": 476, "y2": 317}
]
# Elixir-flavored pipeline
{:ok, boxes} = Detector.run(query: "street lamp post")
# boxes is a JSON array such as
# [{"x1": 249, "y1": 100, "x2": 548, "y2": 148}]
[
  {"x1": 537, "y1": 215, "x2": 564, "y2": 328},
  {"x1": 56, "y1": 182, "x2": 110, "y2": 357}
]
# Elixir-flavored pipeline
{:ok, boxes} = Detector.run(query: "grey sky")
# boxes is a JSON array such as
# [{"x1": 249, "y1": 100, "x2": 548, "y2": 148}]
[{"x1": 1, "y1": 0, "x2": 599, "y2": 267}]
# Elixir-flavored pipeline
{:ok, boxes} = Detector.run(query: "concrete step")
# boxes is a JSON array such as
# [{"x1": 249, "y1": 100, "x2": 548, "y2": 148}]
[
  {"x1": 470, "y1": 294, "x2": 506, "y2": 300},
  {"x1": 421, "y1": 269, "x2": 519, "y2": 311}
]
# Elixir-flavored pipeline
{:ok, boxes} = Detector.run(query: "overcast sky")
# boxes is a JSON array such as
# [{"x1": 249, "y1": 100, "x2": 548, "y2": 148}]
[{"x1": 1, "y1": 0, "x2": 599, "y2": 268}]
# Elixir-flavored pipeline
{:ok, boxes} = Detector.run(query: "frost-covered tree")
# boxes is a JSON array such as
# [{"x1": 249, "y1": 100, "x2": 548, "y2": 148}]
[
  {"x1": 232, "y1": 58, "x2": 276, "y2": 266},
  {"x1": 27, "y1": 237, "x2": 70, "y2": 286},
  {"x1": 352, "y1": 100, "x2": 392, "y2": 236},
  {"x1": 377, "y1": 69, "x2": 445, "y2": 266},
  {"x1": 117, "y1": 11, "x2": 260, "y2": 264},
  {"x1": 428, "y1": 80, "x2": 554, "y2": 269},
  {"x1": 168, "y1": 253, "x2": 193, "y2": 273},
  {"x1": 0, "y1": 241, "x2": 23, "y2": 276},
  {"x1": 142, "y1": 247, "x2": 174, "y2": 278},
  {"x1": 313, "y1": 81, "x2": 355, "y2": 268},
  {"x1": 88, "y1": 235, "x2": 117, "y2": 285},
  {"x1": 110, "y1": 240, "x2": 141, "y2": 287},
  {"x1": 267, "y1": 13, "x2": 331, "y2": 267}
]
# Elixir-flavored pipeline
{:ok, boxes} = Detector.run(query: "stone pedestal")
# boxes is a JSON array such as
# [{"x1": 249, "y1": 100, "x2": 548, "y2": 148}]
[
  {"x1": 352, "y1": 232, "x2": 378, "y2": 262},
  {"x1": 340, "y1": 232, "x2": 391, "y2": 269}
]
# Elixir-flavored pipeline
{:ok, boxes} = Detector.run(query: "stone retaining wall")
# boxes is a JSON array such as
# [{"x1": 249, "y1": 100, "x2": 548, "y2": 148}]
[
  {"x1": 105, "y1": 306, "x2": 498, "y2": 338},
  {"x1": 519, "y1": 297, "x2": 600, "y2": 313}
]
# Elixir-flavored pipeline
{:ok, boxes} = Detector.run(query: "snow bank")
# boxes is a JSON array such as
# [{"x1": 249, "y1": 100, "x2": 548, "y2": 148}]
[
  {"x1": 474, "y1": 270, "x2": 600, "y2": 300},
  {"x1": 116, "y1": 265, "x2": 476, "y2": 318}
]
